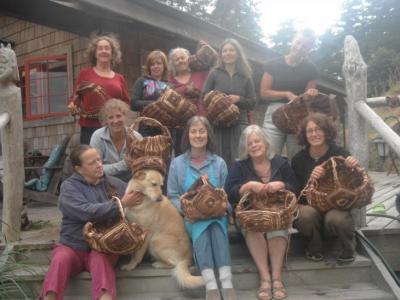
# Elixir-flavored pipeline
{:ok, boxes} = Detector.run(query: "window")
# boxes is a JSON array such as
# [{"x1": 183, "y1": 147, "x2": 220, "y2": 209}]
[{"x1": 20, "y1": 54, "x2": 70, "y2": 120}]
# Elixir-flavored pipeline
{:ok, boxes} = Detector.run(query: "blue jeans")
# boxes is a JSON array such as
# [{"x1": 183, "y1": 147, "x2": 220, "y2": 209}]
[{"x1": 193, "y1": 223, "x2": 231, "y2": 271}]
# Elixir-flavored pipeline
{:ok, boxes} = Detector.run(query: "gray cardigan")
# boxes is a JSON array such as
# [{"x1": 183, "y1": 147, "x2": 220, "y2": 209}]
[
  {"x1": 90, "y1": 127, "x2": 142, "y2": 182},
  {"x1": 202, "y1": 66, "x2": 257, "y2": 124}
]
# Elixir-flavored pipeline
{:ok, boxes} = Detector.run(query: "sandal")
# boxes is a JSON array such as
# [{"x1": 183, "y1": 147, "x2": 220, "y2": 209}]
[
  {"x1": 272, "y1": 279, "x2": 287, "y2": 300},
  {"x1": 257, "y1": 280, "x2": 272, "y2": 300}
]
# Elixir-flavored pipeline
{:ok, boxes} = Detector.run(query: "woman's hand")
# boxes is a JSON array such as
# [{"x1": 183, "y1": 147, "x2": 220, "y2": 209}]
[
  {"x1": 262, "y1": 181, "x2": 285, "y2": 193},
  {"x1": 228, "y1": 94, "x2": 241, "y2": 104},
  {"x1": 304, "y1": 88, "x2": 319, "y2": 97},
  {"x1": 239, "y1": 181, "x2": 265, "y2": 195},
  {"x1": 286, "y1": 91, "x2": 297, "y2": 103},
  {"x1": 310, "y1": 166, "x2": 325, "y2": 180},
  {"x1": 121, "y1": 190, "x2": 144, "y2": 207},
  {"x1": 344, "y1": 156, "x2": 358, "y2": 168}
]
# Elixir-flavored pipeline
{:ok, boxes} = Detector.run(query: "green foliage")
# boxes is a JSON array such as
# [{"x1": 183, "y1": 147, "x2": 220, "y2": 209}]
[
  {"x1": 157, "y1": 0, "x2": 263, "y2": 40},
  {"x1": 0, "y1": 245, "x2": 34, "y2": 299},
  {"x1": 315, "y1": 0, "x2": 400, "y2": 96},
  {"x1": 267, "y1": 20, "x2": 297, "y2": 54}
]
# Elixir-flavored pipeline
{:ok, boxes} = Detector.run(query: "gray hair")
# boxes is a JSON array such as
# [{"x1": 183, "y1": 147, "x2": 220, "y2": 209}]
[
  {"x1": 168, "y1": 47, "x2": 191, "y2": 77},
  {"x1": 238, "y1": 125, "x2": 274, "y2": 160}
]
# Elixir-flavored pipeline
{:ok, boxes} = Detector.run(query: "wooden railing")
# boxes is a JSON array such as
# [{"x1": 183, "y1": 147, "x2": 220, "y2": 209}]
[
  {"x1": 343, "y1": 35, "x2": 400, "y2": 227},
  {"x1": 0, "y1": 74, "x2": 24, "y2": 243}
]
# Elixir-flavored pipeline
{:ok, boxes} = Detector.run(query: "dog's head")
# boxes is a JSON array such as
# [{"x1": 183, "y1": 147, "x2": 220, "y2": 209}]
[{"x1": 131, "y1": 169, "x2": 164, "y2": 202}]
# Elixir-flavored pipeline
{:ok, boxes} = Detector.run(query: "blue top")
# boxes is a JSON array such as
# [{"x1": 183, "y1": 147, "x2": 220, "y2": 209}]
[
  {"x1": 58, "y1": 173, "x2": 127, "y2": 251},
  {"x1": 224, "y1": 154, "x2": 299, "y2": 206},
  {"x1": 167, "y1": 150, "x2": 228, "y2": 212}
]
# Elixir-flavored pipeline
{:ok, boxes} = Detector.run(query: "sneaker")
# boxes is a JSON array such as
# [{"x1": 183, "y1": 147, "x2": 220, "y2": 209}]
[
  {"x1": 337, "y1": 254, "x2": 355, "y2": 263},
  {"x1": 305, "y1": 250, "x2": 324, "y2": 262}
]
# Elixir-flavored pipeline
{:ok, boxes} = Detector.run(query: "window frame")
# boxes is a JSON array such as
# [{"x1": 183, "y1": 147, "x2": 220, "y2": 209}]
[{"x1": 22, "y1": 53, "x2": 71, "y2": 121}]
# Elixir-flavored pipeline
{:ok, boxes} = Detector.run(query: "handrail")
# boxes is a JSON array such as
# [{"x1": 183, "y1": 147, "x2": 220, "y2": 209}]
[
  {"x1": 355, "y1": 101, "x2": 400, "y2": 158},
  {"x1": 0, "y1": 112, "x2": 10, "y2": 130}
]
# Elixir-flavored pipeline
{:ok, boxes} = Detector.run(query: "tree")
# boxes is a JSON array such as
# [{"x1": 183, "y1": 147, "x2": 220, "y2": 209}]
[
  {"x1": 315, "y1": 0, "x2": 400, "y2": 95},
  {"x1": 157, "y1": 0, "x2": 263, "y2": 40}
]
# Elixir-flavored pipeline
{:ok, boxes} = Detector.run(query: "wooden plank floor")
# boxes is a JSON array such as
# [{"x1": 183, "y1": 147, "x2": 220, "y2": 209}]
[{"x1": 366, "y1": 171, "x2": 400, "y2": 229}]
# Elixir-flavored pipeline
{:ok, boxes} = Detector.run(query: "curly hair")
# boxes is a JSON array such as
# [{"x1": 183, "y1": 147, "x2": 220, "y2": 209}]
[
  {"x1": 99, "y1": 98, "x2": 130, "y2": 124},
  {"x1": 85, "y1": 34, "x2": 122, "y2": 68},
  {"x1": 144, "y1": 50, "x2": 169, "y2": 80},
  {"x1": 297, "y1": 113, "x2": 337, "y2": 148}
]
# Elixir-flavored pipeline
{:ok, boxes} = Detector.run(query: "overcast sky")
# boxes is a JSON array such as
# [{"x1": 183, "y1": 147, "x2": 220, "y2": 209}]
[{"x1": 258, "y1": 0, "x2": 344, "y2": 38}]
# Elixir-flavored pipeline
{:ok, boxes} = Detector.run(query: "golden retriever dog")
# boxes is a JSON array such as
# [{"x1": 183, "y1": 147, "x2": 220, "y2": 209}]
[{"x1": 122, "y1": 169, "x2": 204, "y2": 289}]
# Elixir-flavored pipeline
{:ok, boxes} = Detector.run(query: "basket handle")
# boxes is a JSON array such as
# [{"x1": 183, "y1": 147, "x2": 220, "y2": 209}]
[
  {"x1": 131, "y1": 116, "x2": 171, "y2": 138},
  {"x1": 111, "y1": 196, "x2": 126, "y2": 220}
]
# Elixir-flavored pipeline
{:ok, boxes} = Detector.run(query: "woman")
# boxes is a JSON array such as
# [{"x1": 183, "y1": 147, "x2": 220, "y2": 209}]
[
  {"x1": 260, "y1": 29, "x2": 318, "y2": 159},
  {"x1": 167, "y1": 116, "x2": 237, "y2": 300},
  {"x1": 39, "y1": 145, "x2": 142, "y2": 300},
  {"x1": 131, "y1": 50, "x2": 169, "y2": 113},
  {"x1": 90, "y1": 99, "x2": 142, "y2": 182},
  {"x1": 203, "y1": 38, "x2": 256, "y2": 168},
  {"x1": 225, "y1": 125, "x2": 298, "y2": 300},
  {"x1": 168, "y1": 47, "x2": 209, "y2": 116},
  {"x1": 68, "y1": 35, "x2": 130, "y2": 145},
  {"x1": 291, "y1": 113, "x2": 358, "y2": 263}
]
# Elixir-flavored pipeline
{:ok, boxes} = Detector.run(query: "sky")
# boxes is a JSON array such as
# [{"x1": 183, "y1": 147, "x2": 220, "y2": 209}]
[{"x1": 258, "y1": 0, "x2": 345, "y2": 38}]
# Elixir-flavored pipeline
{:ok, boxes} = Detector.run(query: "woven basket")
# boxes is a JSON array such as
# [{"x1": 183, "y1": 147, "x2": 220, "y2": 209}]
[
  {"x1": 203, "y1": 90, "x2": 240, "y2": 127},
  {"x1": 304, "y1": 156, "x2": 374, "y2": 213},
  {"x1": 235, "y1": 189, "x2": 298, "y2": 232},
  {"x1": 272, "y1": 93, "x2": 338, "y2": 134},
  {"x1": 188, "y1": 43, "x2": 218, "y2": 72},
  {"x1": 180, "y1": 175, "x2": 228, "y2": 223},
  {"x1": 142, "y1": 88, "x2": 197, "y2": 128},
  {"x1": 129, "y1": 156, "x2": 167, "y2": 177},
  {"x1": 71, "y1": 81, "x2": 109, "y2": 119},
  {"x1": 126, "y1": 117, "x2": 172, "y2": 164},
  {"x1": 83, "y1": 196, "x2": 147, "y2": 255}
]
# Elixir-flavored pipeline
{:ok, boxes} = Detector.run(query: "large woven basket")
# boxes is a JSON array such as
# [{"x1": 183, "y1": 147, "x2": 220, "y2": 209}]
[
  {"x1": 83, "y1": 196, "x2": 147, "y2": 255},
  {"x1": 304, "y1": 156, "x2": 374, "y2": 213},
  {"x1": 235, "y1": 189, "x2": 298, "y2": 232},
  {"x1": 129, "y1": 156, "x2": 167, "y2": 177},
  {"x1": 203, "y1": 90, "x2": 240, "y2": 127},
  {"x1": 188, "y1": 42, "x2": 218, "y2": 72},
  {"x1": 272, "y1": 93, "x2": 338, "y2": 134},
  {"x1": 142, "y1": 88, "x2": 197, "y2": 128},
  {"x1": 71, "y1": 81, "x2": 109, "y2": 119},
  {"x1": 126, "y1": 117, "x2": 172, "y2": 164},
  {"x1": 180, "y1": 175, "x2": 228, "y2": 223}
]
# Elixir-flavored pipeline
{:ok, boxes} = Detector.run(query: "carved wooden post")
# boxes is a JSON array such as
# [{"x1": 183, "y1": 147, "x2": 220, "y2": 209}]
[
  {"x1": 0, "y1": 44, "x2": 24, "y2": 242},
  {"x1": 342, "y1": 35, "x2": 368, "y2": 227}
]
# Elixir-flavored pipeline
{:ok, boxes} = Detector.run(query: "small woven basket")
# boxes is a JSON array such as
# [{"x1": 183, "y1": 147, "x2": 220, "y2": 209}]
[
  {"x1": 304, "y1": 156, "x2": 374, "y2": 213},
  {"x1": 142, "y1": 88, "x2": 197, "y2": 128},
  {"x1": 71, "y1": 81, "x2": 109, "y2": 119},
  {"x1": 272, "y1": 93, "x2": 338, "y2": 134},
  {"x1": 83, "y1": 196, "x2": 147, "y2": 255},
  {"x1": 235, "y1": 189, "x2": 298, "y2": 232},
  {"x1": 188, "y1": 43, "x2": 218, "y2": 72},
  {"x1": 180, "y1": 175, "x2": 228, "y2": 223},
  {"x1": 126, "y1": 117, "x2": 172, "y2": 165},
  {"x1": 203, "y1": 90, "x2": 240, "y2": 127}
]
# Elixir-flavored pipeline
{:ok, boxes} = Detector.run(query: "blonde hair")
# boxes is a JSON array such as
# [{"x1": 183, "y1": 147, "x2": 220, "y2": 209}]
[
  {"x1": 85, "y1": 34, "x2": 122, "y2": 68},
  {"x1": 99, "y1": 98, "x2": 129, "y2": 124}
]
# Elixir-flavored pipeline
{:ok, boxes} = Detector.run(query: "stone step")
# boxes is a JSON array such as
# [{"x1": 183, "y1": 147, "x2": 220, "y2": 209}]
[
  {"x1": 20, "y1": 282, "x2": 397, "y2": 300},
  {"x1": 14, "y1": 254, "x2": 374, "y2": 297}
]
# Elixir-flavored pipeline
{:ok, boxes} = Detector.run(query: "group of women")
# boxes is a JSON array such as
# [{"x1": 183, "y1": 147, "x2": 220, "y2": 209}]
[{"x1": 42, "y1": 30, "x2": 361, "y2": 300}]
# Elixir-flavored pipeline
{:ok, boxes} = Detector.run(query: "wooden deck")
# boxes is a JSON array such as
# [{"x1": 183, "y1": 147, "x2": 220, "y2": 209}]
[{"x1": 366, "y1": 171, "x2": 400, "y2": 230}]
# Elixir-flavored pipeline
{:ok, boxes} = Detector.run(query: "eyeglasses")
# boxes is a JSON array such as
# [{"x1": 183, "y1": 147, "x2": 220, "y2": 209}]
[{"x1": 306, "y1": 128, "x2": 323, "y2": 135}]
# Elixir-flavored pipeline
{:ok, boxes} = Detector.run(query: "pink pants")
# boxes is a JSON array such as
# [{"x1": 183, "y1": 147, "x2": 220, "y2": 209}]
[{"x1": 39, "y1": 243, "x2": 119, "y2": 300}]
